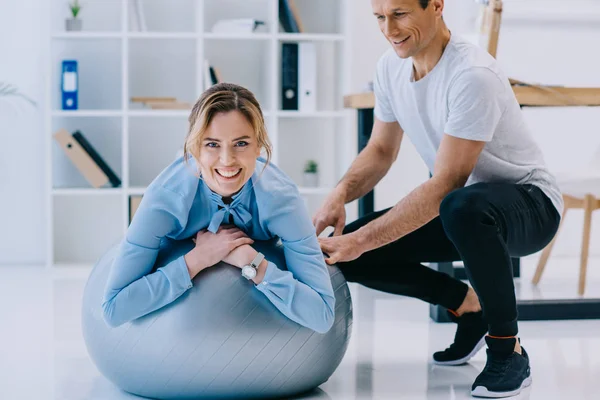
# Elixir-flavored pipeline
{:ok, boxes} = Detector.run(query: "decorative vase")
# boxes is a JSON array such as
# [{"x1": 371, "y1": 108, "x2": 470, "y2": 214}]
[
  {"x1": 303, "y1": 172, "x2": 319, "y2": 188},
  {"x1": 66, "y1": 18, "x2": 82, "y2": 31}
]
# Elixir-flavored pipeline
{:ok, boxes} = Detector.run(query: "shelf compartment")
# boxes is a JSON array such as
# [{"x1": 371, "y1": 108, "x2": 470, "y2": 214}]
[
  {"x1": 277, "y1": 118, "x2": 342, "y2": 189},
  {"x1": 53, "y1": 194, "x2": 122, "y2": 265},
  {"x1": 51, "y1": 0, "x2": 122, "y2": 33},
  {"x1": 51, "y1": 116, "x2": 122, "y2": 189},
  {"x1": 278, "y1": 40, "x2": 345, "y2": 112},
  {"x1": 204, "y1": 38, "x2": 273, "y2": 109},
  {"x1": 128, "y1": 116, "x2": 189, "y2": 187},
  {"x1": 128, "y1": 0, "x2": 197, "y2": 33},
  {"x1": 51, "y1": 38, "x2": 122, "y2": 110},
  {"x1": 203, "y1": 0, "x2": 272, "y2": 34},
  {"x1": 278, "y1": 0, "x2": 343, "y2": 35},
  {"x1": 128, "y1": 38, "x2": 198, "y2": 109}
]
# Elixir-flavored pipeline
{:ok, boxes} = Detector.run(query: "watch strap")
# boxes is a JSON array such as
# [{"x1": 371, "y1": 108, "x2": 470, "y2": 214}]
[{"x1": 251, "y1": 252, "x2": 264, "y2": 269}]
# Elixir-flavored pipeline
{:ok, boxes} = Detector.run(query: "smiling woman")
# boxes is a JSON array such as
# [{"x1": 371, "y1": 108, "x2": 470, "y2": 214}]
[
  {"x1": 183, "y1": 83, "x2": 273, "y2": 199},
  {"x1": 101, "y1": 81, "x2": 337, "y2": 333}
]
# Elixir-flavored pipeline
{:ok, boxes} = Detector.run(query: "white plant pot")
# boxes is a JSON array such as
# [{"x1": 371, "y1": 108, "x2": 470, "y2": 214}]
[
  {"x1": 66, "y1": 18, "x2": 82, "y2": 31},
  {"x1": 302, "y1": 172, "x2": 319, "y2": 187}
]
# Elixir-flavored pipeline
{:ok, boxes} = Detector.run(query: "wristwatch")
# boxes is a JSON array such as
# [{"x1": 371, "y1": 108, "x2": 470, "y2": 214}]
[{"x1": 241, "y1": 252, "x2": 265, "y2": 280}]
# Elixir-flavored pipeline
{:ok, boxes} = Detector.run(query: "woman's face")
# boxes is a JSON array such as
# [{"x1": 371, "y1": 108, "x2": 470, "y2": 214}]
[{"x1": 198, "y1": 110, "x2": 261, "y2": 198}]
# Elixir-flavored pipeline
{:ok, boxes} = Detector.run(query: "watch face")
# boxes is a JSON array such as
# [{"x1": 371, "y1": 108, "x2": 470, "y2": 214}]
[{"x1": 242, "y1": 265, "x2": 257, "y2": 279}]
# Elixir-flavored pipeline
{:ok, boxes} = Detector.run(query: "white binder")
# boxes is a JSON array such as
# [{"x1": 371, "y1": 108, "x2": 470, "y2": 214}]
[{"x1": 298, "y1": 42, "x2": 316, "y2": 112}]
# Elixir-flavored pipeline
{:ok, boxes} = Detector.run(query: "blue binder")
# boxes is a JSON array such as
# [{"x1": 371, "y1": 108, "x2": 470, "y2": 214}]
[{"x1": 61, "y1": 60, "x2": 78, "y2": 110}]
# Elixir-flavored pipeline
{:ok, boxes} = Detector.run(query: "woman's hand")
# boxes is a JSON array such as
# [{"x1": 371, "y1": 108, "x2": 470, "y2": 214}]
[
  {"x1": 184, "y1": 225, "x2": 253, "y2": 279},
  {"x1": 223, "y1": 244, "x2": 268, "y2": 284},
  {"x1": 222, "y1": 244, "x2": 257, "y2": 269}
]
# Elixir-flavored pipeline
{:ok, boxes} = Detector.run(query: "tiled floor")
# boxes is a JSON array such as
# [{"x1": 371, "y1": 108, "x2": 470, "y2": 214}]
[{"x1": 1, "y1": 255, "x2": 600, "y2": 400}]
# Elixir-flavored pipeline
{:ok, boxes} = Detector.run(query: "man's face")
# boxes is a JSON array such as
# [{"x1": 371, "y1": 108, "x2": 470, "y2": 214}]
[{"x1": 371, "y1": 0, "x2": 442, "y2": 59}]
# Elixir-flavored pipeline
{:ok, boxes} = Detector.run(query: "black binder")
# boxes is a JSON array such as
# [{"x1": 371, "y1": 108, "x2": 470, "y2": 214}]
[
  {"x1": 72, "y1": 130, "x2": 121, "y2": 187},
  {"x1": 281, "y1": 43, "x2": 299, "y2": 110}
]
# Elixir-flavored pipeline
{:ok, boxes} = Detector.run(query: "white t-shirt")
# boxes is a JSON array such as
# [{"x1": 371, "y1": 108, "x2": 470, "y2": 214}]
[{"x1": 373, "y1": 34, "x2": 563, "y2": 215}]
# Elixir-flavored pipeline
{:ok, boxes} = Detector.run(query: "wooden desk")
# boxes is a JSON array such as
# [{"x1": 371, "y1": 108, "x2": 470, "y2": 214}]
[
  {"x1": 344, "y1": 85, "x2": 600, "y2": 109},
  {"x1": 344, "y1": 84, "x2": 600, "y2": 323}
]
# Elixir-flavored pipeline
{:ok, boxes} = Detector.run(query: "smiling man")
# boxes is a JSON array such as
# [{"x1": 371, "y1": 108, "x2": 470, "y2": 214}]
[{"x1": 313, "y1": 0, "x2": 563, "y2": 398}]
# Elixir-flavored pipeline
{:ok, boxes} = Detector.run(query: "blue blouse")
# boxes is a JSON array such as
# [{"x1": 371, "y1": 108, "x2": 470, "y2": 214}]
[{"x1": 102, "y1": 157, "x2": 335, "y2": 333}]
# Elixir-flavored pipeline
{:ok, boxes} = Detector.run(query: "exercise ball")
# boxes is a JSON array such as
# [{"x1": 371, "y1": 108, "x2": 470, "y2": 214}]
[{"x1": 82, "y1": 238, "x2": 352, "y2": 400}]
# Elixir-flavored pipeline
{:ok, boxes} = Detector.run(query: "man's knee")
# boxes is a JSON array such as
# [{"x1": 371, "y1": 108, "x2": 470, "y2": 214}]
[{"x1": 439, "y1": 186, "x2": 494, "y2": 235}]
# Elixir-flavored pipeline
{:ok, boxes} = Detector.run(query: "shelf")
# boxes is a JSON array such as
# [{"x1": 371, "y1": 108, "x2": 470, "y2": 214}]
[
  {"x1": 51, "y1": 264, "x2": 94, "y2": 274},
  {"x1": 277, "y1": 33, "x2": 345, "y2": 42},
  {"x1": 204, "y1": 33, "x2": 271, "y2": 40},
  {"x1": 277, "y1": 111, "x2": 348, "y2": 118},
  {"x1": 53, "y1": 188, "x2": 122, "y2": 196},
  {"x1": 128, "y1": 110, "x2": 191, "y2": 117},
  {"x1": 51, "y1": 110, "x2": 123, "y2": 117},
  {"x1": 128, "y1": 32, "x2": 197, "y2": 39},
  {"x1": 52, "y1": 32, "x2": 122, "y2": 39},
  {"x1": 128, "y1": 187, "x2": 146, "y2": 196},
  {"x1": 298, "y1": 187, "x2": 333, "y2": 195}
]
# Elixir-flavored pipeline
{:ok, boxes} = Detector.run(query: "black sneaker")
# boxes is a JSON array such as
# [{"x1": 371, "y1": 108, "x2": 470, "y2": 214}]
[
  {"x1": 471, "y1": 336, "x2": 532, "y2": 398},
  {"x1": 433, "y1": 310, "x2": 488, "y2": 366}
]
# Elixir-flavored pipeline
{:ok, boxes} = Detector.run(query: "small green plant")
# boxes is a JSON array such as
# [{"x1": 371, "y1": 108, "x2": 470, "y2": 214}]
[
  {"x1": 69, "y1": 0, "x2": 82, "y2": 18},
  {"x1": 0, "y1": 82, "x2": 36, "y2": 106},
  {"x1": 304, "y1": 160, "x2": 318, "y2": 174}
]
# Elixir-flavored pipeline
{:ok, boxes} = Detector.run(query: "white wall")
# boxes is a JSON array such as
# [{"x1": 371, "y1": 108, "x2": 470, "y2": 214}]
[{"x1": 0, "y1": 0, "x2": 46, "y2": 265}]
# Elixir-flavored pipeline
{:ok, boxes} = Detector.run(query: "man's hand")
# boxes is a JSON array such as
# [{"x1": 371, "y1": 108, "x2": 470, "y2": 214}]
[
  {"x1": 318, "y1": 233, "x2": 364, "y2": 265},
  {"x1": 312, "y1": 192, "x2": 347, "y2": 236}
]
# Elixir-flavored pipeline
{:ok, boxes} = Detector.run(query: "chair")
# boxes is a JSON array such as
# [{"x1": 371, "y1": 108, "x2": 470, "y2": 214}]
[{"x1": 533, "y1": 153, "x2": 600, "y2": 296}]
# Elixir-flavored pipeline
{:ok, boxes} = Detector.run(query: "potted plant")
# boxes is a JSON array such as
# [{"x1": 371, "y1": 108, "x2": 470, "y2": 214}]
[
  {"x1": 302, "y1": 159, "x2": 319, "y2": 187},
  {"x1": 66, "y1": 0, "x2": 83, "y2": 32}
]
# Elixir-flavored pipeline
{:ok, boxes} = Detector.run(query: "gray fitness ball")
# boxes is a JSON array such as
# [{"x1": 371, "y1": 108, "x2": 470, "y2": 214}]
[{"x1": 82, "y1": 238, "x2": 353, "y2": 399}]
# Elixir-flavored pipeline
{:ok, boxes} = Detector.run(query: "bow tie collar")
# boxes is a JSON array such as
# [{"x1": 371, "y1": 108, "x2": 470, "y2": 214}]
[{"x1": 206, "y1": 181, "x2": 253, "y2": 233}]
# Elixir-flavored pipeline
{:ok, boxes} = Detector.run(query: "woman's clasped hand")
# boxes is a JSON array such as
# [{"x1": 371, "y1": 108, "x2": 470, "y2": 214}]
[{"x1": 185, "y1": 225, "x2": 254, "y2": 279}]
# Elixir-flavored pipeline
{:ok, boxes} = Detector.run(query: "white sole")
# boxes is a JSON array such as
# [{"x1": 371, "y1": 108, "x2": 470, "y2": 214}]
[
  {"x1": 433, "y1": 336, "x2": 486, "y2": 366},
  {"x1": 471, "y1": 375, "x2": 532, "y2": 398}
]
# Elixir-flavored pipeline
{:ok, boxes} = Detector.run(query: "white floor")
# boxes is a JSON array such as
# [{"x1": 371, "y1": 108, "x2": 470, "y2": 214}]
[{"x1": 2, "y1": 255, "x2": 600, "y2": 400}]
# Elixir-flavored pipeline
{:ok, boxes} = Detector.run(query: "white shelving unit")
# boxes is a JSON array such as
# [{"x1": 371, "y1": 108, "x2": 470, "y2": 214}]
[{"x1": 45, "y1": 0, "x2": 353, "y2": 268}]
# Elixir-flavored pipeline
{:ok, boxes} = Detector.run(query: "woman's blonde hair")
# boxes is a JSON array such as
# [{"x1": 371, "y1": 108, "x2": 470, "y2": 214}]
[{"x1": 183, "y1": 83, "x2": 272, "y2": 175}]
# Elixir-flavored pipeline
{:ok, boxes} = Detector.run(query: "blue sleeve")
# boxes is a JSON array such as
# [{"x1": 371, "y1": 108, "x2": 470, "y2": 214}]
[
  {"x1": 101, "y1": 187, "x2": 193, "y2": 327},
  {"x1": 257, "y1": 189, "x2": 336, "y2": 334}
]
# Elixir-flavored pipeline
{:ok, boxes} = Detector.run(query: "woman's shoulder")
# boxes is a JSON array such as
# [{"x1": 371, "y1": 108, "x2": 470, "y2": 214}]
[{"x1": 146, "y1": 156, "x2": 200, "y2": 200}]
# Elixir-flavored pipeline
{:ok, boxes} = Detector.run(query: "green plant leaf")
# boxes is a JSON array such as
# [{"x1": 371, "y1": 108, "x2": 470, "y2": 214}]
[{"x1": 69, "y1": 0, "x2": 82, "y2": 18}]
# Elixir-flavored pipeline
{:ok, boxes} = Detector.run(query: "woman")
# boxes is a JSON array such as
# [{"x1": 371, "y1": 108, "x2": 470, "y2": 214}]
[{"x1": 102, "y1": 83, "x2": 335, "y2": 333}]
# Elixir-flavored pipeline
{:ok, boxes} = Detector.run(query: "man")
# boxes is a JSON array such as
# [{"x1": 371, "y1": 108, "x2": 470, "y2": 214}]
[{"x1": 313, "y1": 0, "x2": 562, "y2": 398}]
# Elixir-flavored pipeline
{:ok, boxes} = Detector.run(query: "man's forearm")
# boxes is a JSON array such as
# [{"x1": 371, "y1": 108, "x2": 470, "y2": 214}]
[
  {"x1": 335, "y1": 144, "x2": 394, "y2": 203},
  {"x1": 356, "y1": 177, "x2": 459, "y2": 252}
]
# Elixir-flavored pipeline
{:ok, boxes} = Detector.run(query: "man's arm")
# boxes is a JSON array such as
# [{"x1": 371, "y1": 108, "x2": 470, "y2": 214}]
[
  {"x1": 355, "y1": 134, "x2": 486, "y2": 252},
  {"x1": 335, "y1": 118, "x2": 404, "y2": 203}
]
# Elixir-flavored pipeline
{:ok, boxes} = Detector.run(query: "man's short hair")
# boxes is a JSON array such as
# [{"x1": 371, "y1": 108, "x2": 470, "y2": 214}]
[{"x1": 419, "y1": 0, "x2": 430, "y2": 9}]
